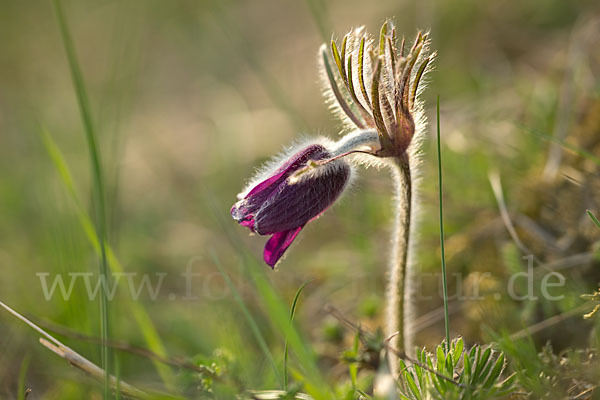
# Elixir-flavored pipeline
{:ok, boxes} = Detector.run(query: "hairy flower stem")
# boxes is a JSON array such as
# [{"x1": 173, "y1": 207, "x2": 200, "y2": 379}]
[{"x1": 387, "y1": 155, "x2": 414, "y2": 377}]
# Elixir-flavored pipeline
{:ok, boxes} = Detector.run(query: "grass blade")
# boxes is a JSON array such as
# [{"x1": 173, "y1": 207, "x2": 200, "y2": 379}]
[
  {"x1": 17, "y1": 355, "x2": 31, "y2": 400},
  {"x1": 247, "y1": 264, "x2": 329, "y2": 398},
  {"x1": 202, "y1": 192, "x2": 329, "y2": 398},
  {"x1": 436, "y1": 95, "x2": 451, "y2": 352},
  {"x1": 40, "y1": 128, "x2": 175, "y2": 388},
  {"x1": 211, "y1": 251, "x2": 283, "y2": 388},
  {"x1": 284, "y1": 281, "x2": 311, "y2": 390},
  {"x1": 587, "y1": 210, "x2": 600, "y2": 230},
  {"x1": 51, "y1": 1, "x2": 111, "y2": 396}
]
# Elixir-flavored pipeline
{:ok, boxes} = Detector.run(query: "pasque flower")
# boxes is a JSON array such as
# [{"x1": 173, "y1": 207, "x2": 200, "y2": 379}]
[
  {"x1": 231, "y1": 142, "x2": 352, "y2": 268},
  {"x1": 232, "y1": 22, "x2": 435, "y2": 376},
  {"x1": 232, "y1": 21, "x2": 433, "y2": 274},
  {"x1": 232, "y1": 21, "x2": 435, "y2": 372},
  {"x1": 320, "y1": 22, "x2": 435, "y2": 371}
]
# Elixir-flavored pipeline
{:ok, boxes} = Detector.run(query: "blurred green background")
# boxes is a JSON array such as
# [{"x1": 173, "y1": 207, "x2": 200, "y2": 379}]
[{"x1": 1, "y1": 0, "x2": 599, "y2": 398}]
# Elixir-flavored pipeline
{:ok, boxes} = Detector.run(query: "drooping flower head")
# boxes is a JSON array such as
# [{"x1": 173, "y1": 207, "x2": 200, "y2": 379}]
[
  {"x1": 321, "y1": 22, "x2": 435, "y2": 159},
  {"x1": 232, "y1": 21, "x2": 434, "y2": 268},
  {"x1": 231, "y1": 141, "x2": 352, "y2": 267},
  {"x1": 318, "y1": 22, "x2": 436, "y2": 365}
]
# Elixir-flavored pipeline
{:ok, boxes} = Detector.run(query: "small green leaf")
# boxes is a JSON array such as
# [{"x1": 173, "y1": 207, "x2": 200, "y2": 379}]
[
  {"x1": 445, "y1": 354, "x2": 453, "y2": 376},
  {"x1": 428, "y1": 356, "x2": 444, "y2": 395},
  {"x1": 436, "y1": 345, "x2": 445, "y2": 373},
  {"x1": 414, "y1": 357, "x2": 424, "y2": 390},
  {"x1": 477, "y1": 353, "x2": 497, "y2": 387},
  {"x1": 483, "y1": 353, "x2": 505, "y2": 389},
  {"x1": 349, "y1": 363, "x2": 358, "y2": 389},
  {"x1": 405, "y1": 369, "x2": 421, "y2": 400},
  {"x1": 469, "y1": 346, "x2": 482, "y2": 385},
  {"x1": 587, "y1": 210, "x2": 600, "y2": 230},
  {"x1": 463, "y1": 350, "x2": 472, "y2": 381},
  {"x1": 452, "y1": 338, "x2": 464, "y2": 365},
  {"x1": 473, "y1": 347, "x2": 492, "y2": 383},
  {"x1": 399, "y1": 358, "x2": 408, "y2": 372},
  {"x1": 494, "y1": 373, "x2": 517, "y2": 395}
]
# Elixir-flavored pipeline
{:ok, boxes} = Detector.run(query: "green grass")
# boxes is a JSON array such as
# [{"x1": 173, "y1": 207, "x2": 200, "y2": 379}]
[
  {"x1": 212, "y1": 251, "x2": 283, "y2": 387},
  {"x1": 40, "y1": 128, "x2": 176, "y2": 388},
  {"x1": 587, "y1": 210, "x2": 600, "y2": 230},
  {"x1": 51, "y1": 1, "x2": 112, "y2": 396},
  {"x1": 17, "y1": 355, "x2": 31, "y2": 400},
  {"x1": 436, "y1": 95, "x2": 451, "y2": 354},
  {"x1": 284, "y1": 281, "x2": 311, "y2": 390}
]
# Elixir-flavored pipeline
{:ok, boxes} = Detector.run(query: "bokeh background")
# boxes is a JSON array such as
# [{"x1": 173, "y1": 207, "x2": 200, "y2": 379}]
[{"x1": 1, "y1": 0, "x2": 599, "y2": 398}]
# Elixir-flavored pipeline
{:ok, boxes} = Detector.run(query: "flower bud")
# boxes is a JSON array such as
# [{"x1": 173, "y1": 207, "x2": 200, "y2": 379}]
[{"x1": 231, "y1": 143, "x2": 351, "y2": 267}]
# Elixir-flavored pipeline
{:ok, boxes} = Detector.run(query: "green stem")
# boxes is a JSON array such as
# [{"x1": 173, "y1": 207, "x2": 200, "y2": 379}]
[{"x1": 437, "y1": 95, "x2": 451, "y2": 353}]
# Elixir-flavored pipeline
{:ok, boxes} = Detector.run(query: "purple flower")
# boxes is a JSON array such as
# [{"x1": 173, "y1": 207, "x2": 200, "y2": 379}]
[{"x1": 231, "y1": 143, "x2": 351, "y2": 268}]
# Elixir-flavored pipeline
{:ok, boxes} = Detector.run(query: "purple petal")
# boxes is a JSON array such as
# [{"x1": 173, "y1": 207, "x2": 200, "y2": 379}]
[
  {"x1": 231, "y1": 142, "x2": 352, "y2": 268},
  {"x1": 239, "y1": 215, "x2": 255, "y2": 230},
  {"x1": 254, "y1": 161, "x2": 350, "y2": 234},
  {"x1": 237, "y1": 145, "x2": 329, "y2": 216},
  {"x1": 263, "y1": 226, "x2": 304, "y2": 268}
]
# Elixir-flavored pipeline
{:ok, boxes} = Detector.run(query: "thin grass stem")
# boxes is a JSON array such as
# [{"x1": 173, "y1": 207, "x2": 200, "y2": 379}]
[
  {"x1": 587, "y1": 210, "x2": 600, "y2": 230},
  {"x1": 283, "y1": 281, "x2": 310, "y2": 390},
  {"x1": 17, "y1": 355, "x2": 31, "y2": 400},
  {"x1": 51, "y1": 1, "x2": 111, "y2": 397},
  {"x1": 436, "y1": 96, "x2": 451, "y2": 353}
]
